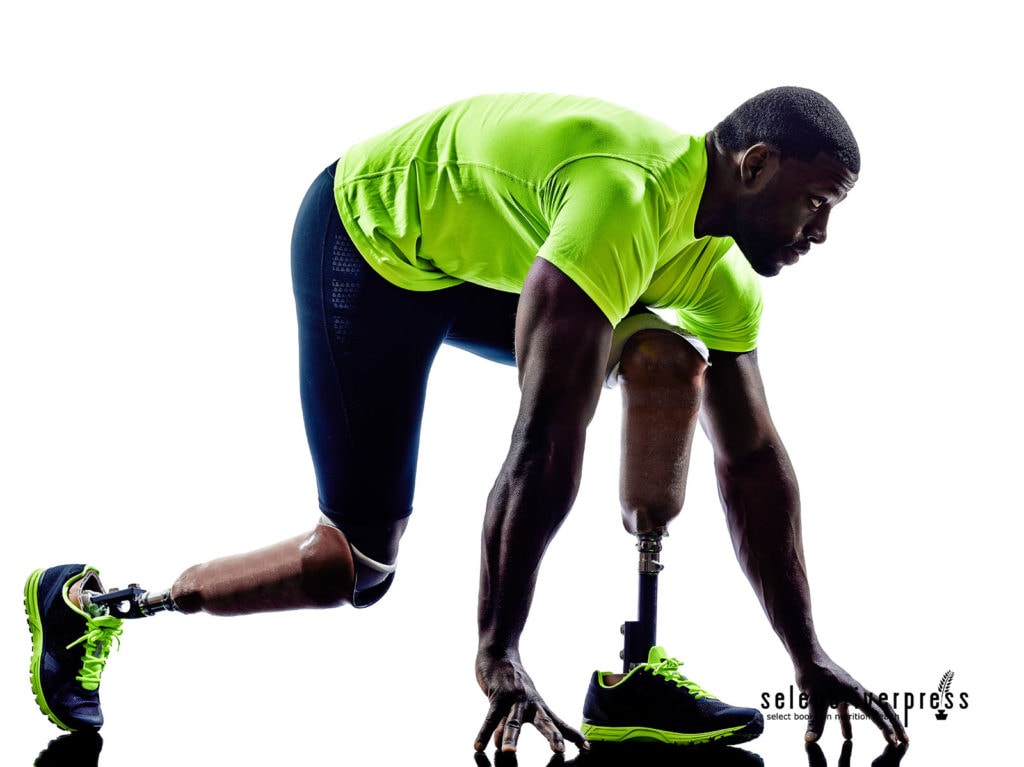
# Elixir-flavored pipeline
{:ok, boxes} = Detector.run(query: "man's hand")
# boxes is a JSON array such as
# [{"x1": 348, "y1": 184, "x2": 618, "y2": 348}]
[
  {"x1": 797, "y1": 654, "x2": 909, "y2": 746},
  {"x1": 474, "y1": 652, "x2": 588, "y2": 754}
]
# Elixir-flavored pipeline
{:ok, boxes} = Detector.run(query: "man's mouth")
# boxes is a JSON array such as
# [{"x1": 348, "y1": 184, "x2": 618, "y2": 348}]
[
  {"x1": 780, "y1": 246, "x2": 804, "y2": 265},
  {"x1": 781, "y1": 241, "x2": 811, "y2": 264}
]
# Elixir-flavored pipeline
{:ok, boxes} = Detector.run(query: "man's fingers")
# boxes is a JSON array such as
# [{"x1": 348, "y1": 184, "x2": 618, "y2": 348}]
[
  {"x1": 481, "y1": 703, "x2": 583, "y2": 755},
  {"x1": 872, "y1": 695, "x2": 908, "y2": 744},
  {"x1": 806, "y1": 690, "x2": 909, "y2": 746},
  {"x1": 798, "y1": 665, "x2": 912, "y2": 748},
  {"x1": 531, "y1": 708, "x2": 566, "y2": 753},
  {"x1": 546, "y1": 709, "x2": 589, "y2": 751},
  {"x1": 804, "y1": 696, "x2": 829, "y2": 743},
  {"x1": 856, "y1": 694, "x2": 901, "y2": 745},
  {"x1": 501, "y1": 702, "x2": 527, "y2": 753},
  {"x1": 475, "y1": 703, "x2": 505, "y2": 752},
  {"x1": 474, "y1": 670, "x2": 586, "y2": 755},
  {"x1": 838, "y1": 702, "x2": 853, "y2": 740},
  {"x1": 881, "y1": 698, "x2": 909, "y2": 744}
]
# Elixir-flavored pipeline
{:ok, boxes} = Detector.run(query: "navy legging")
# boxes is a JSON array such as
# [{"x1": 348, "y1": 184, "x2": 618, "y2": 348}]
[{"x1": 290, "y1": 163, "x2": 518, "y2": 600}]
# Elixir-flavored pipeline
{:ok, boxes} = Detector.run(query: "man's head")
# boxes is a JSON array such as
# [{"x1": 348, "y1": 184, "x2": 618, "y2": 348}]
[{"x1": 710, "y1": 86, "x2": 860, "y2": 277}]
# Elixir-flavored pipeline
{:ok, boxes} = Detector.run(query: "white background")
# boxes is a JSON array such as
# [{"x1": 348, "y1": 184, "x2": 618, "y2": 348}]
[{"x1": 1, "y1": 2, "x2": 1018, "y2": 764}]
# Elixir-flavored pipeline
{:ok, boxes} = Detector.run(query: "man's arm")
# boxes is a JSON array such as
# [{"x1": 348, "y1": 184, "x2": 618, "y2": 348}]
[
  {"x1": 474, "y1": 257, "x2": 611, "y2": 754},
  {"x1": 700, "y1": 349, "x2": 908, "y2": 745}
]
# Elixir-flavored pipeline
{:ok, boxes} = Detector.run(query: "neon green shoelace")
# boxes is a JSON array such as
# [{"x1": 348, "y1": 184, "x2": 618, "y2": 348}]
[
  {"x1": 648, "y1": 655, "x2": 716, "y2": 699},
  {"x1": 67, "y1": 614, "x2": 123, "y2": 691}
]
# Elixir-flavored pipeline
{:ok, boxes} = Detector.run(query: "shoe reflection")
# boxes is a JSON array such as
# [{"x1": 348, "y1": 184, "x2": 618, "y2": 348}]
[
  {"x1": 34, "y1": 732, "x2": 103, "y2": 767},
  {"x1": 573, "y1": 743, "x2": 763, "y2": 766},
  {"x1": 474, "y1": 742, "x2": 764, "y2": 767},
  {"x1": 806, "y1": 740, "x2": 908, "y2": 767}
]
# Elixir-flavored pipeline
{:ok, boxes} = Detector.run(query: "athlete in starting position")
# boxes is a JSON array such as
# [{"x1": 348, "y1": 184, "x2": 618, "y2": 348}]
[{"x1": 25, "y1": 87, "x2": 909, "y2": 753}]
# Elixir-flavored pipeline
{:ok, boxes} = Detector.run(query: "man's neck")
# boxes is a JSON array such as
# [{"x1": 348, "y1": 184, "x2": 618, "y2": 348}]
[{"x1": 694, "y1": 133, "x2": 733, "y2": 239}]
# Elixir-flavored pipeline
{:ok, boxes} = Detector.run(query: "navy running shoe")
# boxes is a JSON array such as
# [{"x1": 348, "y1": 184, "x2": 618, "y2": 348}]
[
  {"x1": 25, "y1": 565, "x2": 123, "y2": 731},
  {"x1": 582, "y1": 646, "x2": 763, "y2": 746}
]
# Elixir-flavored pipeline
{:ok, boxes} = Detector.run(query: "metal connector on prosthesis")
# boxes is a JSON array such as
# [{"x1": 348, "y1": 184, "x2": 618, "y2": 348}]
[
  {"x1": 620, "y1": 532, "x2": 664, "y2": 672},
  {"x1": 82, "y1": 584, "x2": 178, "y2": 619},
  {"x1": 636, "y1": 532, "x2": 664, "y2": 576}
]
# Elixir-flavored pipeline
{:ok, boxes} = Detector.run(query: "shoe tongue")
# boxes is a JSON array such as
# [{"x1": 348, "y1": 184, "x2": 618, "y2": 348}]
[{"x1": 647, "y1": 646, "x2": 669, "y2": 665}]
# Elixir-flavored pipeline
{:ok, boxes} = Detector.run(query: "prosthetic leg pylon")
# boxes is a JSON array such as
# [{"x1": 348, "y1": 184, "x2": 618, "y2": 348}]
[{"x1": 620, "y1": 532, "x2": 663, "y2": 672}]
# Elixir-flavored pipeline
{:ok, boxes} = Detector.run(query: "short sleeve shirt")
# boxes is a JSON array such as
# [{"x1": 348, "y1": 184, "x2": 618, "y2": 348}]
[{"x1": 334, "y1": 93, "x2": 762, "y2": 352}]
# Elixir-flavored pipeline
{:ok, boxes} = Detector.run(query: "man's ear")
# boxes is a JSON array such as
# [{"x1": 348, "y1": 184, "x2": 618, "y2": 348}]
[{"x1": 738, "y1": 143, "x2": 777, "y2": 188}]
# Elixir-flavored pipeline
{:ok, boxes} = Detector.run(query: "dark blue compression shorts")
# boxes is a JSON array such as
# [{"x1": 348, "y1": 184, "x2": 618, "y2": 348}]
[{"x1": 290, "y1": 164, "x2": 519, "y2": 605}]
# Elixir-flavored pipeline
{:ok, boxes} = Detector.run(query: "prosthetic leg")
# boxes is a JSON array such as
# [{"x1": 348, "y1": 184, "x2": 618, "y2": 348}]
[
  {"x1": 81, "y1": 523, "x2": 356, "y2": 619},
  {"x1": 620, "y1": 532, "x2": 664, "y2": 671},
  {"x1": 613, "y1": 325, "x2": 706, "y2": 672}
]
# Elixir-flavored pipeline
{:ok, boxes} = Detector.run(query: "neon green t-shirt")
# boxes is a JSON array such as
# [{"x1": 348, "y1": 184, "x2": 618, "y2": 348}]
[{"x1": 334, "y1": 93, "x2": 762, "y2": 352}]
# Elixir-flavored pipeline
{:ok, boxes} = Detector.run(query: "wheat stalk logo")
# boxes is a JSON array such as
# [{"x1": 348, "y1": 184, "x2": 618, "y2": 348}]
[{"x1": 935, "y1": 670, "x2": 954, "y2": 720}]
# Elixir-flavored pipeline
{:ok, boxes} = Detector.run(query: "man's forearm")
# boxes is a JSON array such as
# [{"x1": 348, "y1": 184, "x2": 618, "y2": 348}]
[
  {"x1": 476, "y1": 259, "x2": 609, "y2": 659},
  {"x1": 716, "y1": 439, "x2": 822, "y2": 667},
  {"x1": 477, "y1": 427, "x2": 584, "y2": 657}
]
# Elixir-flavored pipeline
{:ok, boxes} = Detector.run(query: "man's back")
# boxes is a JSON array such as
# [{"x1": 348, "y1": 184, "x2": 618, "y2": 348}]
[{"x1": 334, "y1": 92, "x2": 726, "y2": 326}]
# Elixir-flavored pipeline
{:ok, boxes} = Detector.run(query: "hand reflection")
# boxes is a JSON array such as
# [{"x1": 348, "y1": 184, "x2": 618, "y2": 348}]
[
  {"x1": 475, "y1": 749, "x2": 564, "y2": 767},
  {"x1": 806, "y1": 739, "x2": 908, "y2": 767}
]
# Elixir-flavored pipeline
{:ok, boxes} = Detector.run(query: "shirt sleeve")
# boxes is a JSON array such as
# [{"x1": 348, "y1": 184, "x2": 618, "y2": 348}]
[
  {"x1": 674, "y1": 245, "x2": 762, "y2": 352},
  {"x1": 536, "y1": 157, "x2": 661, "y2": 326}
]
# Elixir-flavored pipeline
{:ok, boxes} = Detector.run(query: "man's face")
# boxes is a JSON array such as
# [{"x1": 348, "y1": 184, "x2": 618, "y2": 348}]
[{"x1": 731, "y1": 151, "x2": 857, "y2": 277}]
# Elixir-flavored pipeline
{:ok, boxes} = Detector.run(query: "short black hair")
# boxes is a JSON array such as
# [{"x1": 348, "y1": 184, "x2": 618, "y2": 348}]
[{"x1": 712, "y1": 86, "x2": 860, "y2": 174}]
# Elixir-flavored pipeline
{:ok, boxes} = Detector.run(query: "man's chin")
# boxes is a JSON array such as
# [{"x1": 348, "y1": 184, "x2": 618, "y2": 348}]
[
  {"x1": 747, "y1": 256, "x2": 784, "y2": 277},
  {"x1": 737, "y1": 241, "x2": 788, "y2": 277}
]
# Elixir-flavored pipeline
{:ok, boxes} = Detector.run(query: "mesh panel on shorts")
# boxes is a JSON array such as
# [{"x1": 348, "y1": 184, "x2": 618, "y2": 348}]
[{"x1": 328, "y1": 232, "x2": 364, "y2": 344}]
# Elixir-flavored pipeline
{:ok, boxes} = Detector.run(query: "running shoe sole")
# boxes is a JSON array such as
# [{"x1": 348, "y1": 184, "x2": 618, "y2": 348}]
[
  {"x1": 25, "y1": 567, "x2": 73, "y2": 730},
  {"x1": 582, "y1": 718, "x2": 762, "y2": 746}
]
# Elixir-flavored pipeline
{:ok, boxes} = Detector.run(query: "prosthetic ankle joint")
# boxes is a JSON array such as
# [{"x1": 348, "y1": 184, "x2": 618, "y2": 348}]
[{"x1": 83, "y1": 584, "x2": 176, "y2": 619}]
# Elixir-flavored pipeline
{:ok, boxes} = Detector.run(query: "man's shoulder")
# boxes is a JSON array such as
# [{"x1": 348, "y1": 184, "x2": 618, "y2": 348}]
[{"x1": 451, "y1": 93, "x2": 693, "y2": 162}]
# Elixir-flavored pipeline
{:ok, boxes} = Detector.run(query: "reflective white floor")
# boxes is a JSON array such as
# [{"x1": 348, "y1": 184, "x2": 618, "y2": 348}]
[
  {"x1": 15, "y1": 706, "x2": 973, "y2": 767},
  {"x1": 28, "y1": 732, "x2": 914, "y2": 767}
]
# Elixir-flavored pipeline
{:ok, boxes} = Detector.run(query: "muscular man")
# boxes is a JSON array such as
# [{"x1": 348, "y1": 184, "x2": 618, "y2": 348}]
[{"x1": 25, "y1": 88, "x2": 908, "y2": 753}]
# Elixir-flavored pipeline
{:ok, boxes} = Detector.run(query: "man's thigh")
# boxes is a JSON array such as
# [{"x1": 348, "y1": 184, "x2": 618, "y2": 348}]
[
  {"x1": 292, "y1": 166, "x2": 461, "y2": 530},
  {"x1": 444, "y1": 284, "x2": 519, "y2": 367}
]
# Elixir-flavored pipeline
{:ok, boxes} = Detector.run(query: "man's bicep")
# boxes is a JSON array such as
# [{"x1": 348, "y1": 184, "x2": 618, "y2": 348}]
[
  {"x1": 515, "y1": 258, "x2": 612, "y2": 429},
  {"x1": 700, "y1": 348, "x2": 780, "y2": 464}
]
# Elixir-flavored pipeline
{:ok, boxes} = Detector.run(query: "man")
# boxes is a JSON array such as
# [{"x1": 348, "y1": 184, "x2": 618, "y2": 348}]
[{"x1": 25, "y1": 88, "x2": 908, "y2": 754}]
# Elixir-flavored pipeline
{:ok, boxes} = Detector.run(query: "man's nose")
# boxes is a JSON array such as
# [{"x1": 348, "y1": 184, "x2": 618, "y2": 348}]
[{"x1": 805, "y1": 208, "x2": 830, "y2": 244}]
